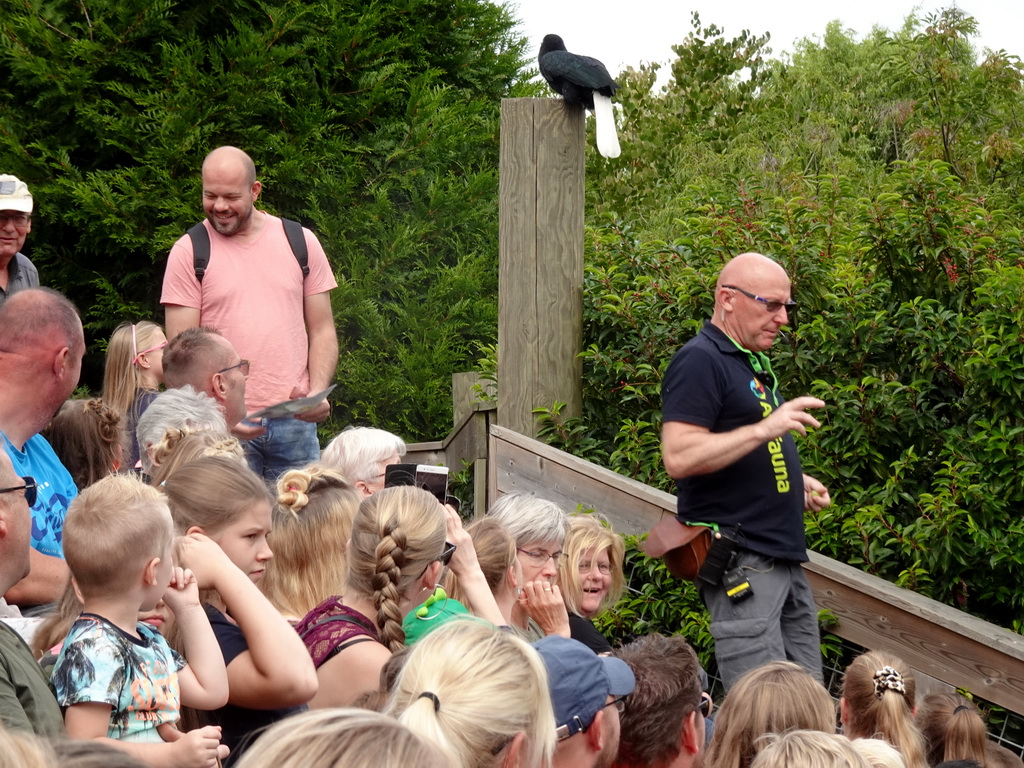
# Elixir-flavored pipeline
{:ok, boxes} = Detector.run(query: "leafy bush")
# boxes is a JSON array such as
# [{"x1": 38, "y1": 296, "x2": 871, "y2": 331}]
[
  {"x1": 527, "y1": 10, "x2": 1024, "y2": 636},
  {"x1": 0, "y1": 0, "x2": 536, "y2": 439}
]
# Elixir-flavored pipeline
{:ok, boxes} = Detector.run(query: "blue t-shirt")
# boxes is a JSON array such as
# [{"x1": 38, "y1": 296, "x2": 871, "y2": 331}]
[
  {"x1": 51, "y1": 614, "x2": 186, "y2": 740},
  {"x1": 1, "y1": 431, "x2": 77, "y2": 558},
  {"x1": 662, "y1": 322, "x2": 807, "y2": 561}
]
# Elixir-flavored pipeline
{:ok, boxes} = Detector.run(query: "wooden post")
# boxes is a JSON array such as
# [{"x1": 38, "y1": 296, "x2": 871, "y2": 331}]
[
  {"x1": 497, "y1": 98, "x2": 585, "y2": 438},
  {"x1": 451, "y1": 371, "x2": 495, "y2": 428}
]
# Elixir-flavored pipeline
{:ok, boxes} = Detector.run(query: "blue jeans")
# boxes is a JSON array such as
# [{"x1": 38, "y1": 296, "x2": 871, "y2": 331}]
[{"x1": 243, "y1": 417, "x2": 321, "y2": 484}]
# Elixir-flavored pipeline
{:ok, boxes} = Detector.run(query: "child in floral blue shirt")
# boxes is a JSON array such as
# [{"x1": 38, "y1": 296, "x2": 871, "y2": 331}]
[{"x1": 51, "y1": 475, "x2": 230, "y2": 767}]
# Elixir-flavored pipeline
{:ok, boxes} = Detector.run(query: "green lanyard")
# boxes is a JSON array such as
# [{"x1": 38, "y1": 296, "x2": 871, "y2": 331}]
[{"x1": 722, "y1": 333, "x2": 780, "y2": 407}]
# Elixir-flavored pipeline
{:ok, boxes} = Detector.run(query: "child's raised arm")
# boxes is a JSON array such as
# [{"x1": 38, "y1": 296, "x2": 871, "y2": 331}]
[
  {"x1": 161, "y1": 564, "x2": 229, "y2": 710},
  {"x1": 65, "y1": 702, "x2": 228, "y2": 768},
  {"x1": 178, "y1": 533, "x2": 318, "y2": 709}
]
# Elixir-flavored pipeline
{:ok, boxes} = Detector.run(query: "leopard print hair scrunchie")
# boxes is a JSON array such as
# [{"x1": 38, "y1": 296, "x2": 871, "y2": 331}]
[{"x1": 872, "y1": 665, "x2": 906, "y2": 698}]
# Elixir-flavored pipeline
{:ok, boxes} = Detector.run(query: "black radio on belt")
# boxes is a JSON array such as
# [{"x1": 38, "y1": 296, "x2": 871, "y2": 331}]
[
  {"x1": 697, "y1": 528, "x2": 739, "y2": 586},
  {"x1": 722, "y1": 560, "x2": 753, "y2": 603}
]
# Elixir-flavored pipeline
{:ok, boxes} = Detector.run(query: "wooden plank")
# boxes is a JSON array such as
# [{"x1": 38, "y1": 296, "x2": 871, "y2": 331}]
[
  {"x1": 913, "y1": 670, "x2": 955, "y2": 700},
  {"x1": 472, "y1": 457, "x2": 489, "y2": 519},
  {"x1": 490, "y1": 425, "x2": 672, "y2": 534},
  {"x1": 451, "y1": 371, "x2": 495, "y2": 429},
  {"x1": 404, "y1": 442, "x2": 444, "y2": 467},
  {"x1": 534, "y1": 100, "x2": 584, "y2": 422},
  {"x1": 497, "y1": 98, "x2": 584, "y2": 437},
  {"x1": 806, "y1": 553, "x2": 1024, "y2": 712},
  {"x1": 498, "y1": 98, "x2": 539, "y2": 436}
]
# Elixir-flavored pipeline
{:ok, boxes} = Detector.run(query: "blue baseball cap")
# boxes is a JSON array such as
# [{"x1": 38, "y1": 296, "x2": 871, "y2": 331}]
[{"x1": 533, "y1": 635, "x2": 636, "y2": 740}]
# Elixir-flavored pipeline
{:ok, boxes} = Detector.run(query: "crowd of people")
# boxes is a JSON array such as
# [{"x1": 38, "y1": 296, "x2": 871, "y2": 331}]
[{"x1": 2, "y1": 159, "x2": 1022, "y2": 768}]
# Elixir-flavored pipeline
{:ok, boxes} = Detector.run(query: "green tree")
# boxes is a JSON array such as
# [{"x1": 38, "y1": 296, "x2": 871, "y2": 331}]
[
  {"x1": 0, "y1": 0, "x2": 534, "y2": 439},
  {"x1": 881, "y1": 8, "x2": 1024, "y2": 188},
  {"x1": 534, "y1": 7, "x2": 1024, "y2": 634}
]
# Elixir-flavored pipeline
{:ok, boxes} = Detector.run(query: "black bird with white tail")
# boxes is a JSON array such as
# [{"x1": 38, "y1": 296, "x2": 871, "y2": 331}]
[{"x1": 538, "y1": 34, "x2": 621, "y2": 158}]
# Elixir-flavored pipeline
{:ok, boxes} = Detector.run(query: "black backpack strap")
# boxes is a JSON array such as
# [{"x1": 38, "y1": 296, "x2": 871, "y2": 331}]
[
  {"x1": 188, "y1": 222, "x2": 211, "y2": 283},
  {"x1": 282, "y1": 218, "x2": 309, "y2": 277},
  {"x1": 189, "y1": 218, "x2": 308, "y2": 282}
]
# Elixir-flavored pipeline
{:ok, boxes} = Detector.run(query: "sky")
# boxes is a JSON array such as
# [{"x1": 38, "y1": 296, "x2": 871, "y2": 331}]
[{"x1": 504, "y1": 0, "x2": 1024, "y2": 85}]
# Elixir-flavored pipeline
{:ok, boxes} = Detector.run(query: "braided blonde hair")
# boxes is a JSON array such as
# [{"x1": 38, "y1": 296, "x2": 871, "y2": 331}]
[
  {"x1": 346, "y1": 486, "x2": 446, "y2": 652},
  {"x1": 148, "y1": 428, "x2": 244, "y2": 486},
  {"x1": 262, "y1": 465, "x2": 360, "y2": 619},
  {"x1": 41, "y1": 398, "x2": 125, "y2": 489}
]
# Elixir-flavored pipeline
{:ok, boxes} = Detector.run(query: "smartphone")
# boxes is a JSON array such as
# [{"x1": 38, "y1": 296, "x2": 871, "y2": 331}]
[{"x1": 384, "y1": 463, "x2": 449, "y2": 504}]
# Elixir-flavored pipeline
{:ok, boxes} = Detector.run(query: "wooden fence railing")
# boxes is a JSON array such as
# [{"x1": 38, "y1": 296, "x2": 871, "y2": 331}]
[
  {"x1": 479, "y1": 423, "x2": 1024, "y2": 714},
  {"x1": 405, "y1": 402, "x2": 495, "y2": 518}
]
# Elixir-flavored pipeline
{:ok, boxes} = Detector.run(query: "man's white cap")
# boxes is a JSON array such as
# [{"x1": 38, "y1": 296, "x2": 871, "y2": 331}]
[{"x1": 0, "y1": 175, "x2": 33, "y2": 214}]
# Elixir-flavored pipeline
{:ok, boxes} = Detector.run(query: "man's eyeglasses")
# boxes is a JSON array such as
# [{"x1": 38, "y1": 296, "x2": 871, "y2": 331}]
[
  {"x1": 0, "y1": 476, "x2": 37, "y2": 507},
  {"x1": 605, "y1": 695, "x2": 628, "y2": 715},
  {"x1": 0, "y1": 212, "x2": 30, "y2": 228},
  {"x1": 723, "y1": 285, "x2": 797, "y2": 314},
  {"x1": 517, "y1": 548, "x2": 565, "y2": 567},
  {"x1": 217, "y1": 360, "x2": 250, "y2": 377}
]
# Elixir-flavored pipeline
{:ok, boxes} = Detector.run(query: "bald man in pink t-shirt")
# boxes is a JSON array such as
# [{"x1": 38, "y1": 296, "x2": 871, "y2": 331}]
[{"x1": 161, "y1": 146, "x2": 338, "y2": 481}]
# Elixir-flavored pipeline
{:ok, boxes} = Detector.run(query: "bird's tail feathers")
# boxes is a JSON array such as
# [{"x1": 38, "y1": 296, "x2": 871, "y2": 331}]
[{"x1": 592, "y1": 93, "x2": 620, "y2": 159}]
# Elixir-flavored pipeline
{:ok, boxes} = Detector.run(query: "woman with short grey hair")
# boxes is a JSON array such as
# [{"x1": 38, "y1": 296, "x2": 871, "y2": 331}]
[{"x1": 487, "y1": 492, "x2": 571, "y2": 641}]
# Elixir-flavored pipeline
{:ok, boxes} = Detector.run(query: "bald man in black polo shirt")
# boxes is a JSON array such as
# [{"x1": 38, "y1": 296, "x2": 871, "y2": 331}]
[{"x1": 661, "y1": 252, "x2": 831, "y2": 690}]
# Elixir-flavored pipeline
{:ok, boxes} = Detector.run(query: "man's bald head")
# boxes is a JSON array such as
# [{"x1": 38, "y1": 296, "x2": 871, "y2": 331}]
[
  {"x1": 712, "y1": 252, "x2": 793, "y2": 353},
  {"x1": 202, "y1": 146, "x2": 257, "y2": 187},
  {"x1": 716, "y1": 253, "x2": 789, "y2": 294},
  {"x1": 201, "y1": 146, "x2": 261, "y2": 237},
  {"x1": 0, "y1": 287, "x2": 84, "y2": 358},
  {"x1": 0, "y1": 288, "x2": 85, "y2": 419}
]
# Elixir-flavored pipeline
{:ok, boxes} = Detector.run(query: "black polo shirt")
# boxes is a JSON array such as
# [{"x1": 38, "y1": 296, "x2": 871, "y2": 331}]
[{"x1": 662, "y1": 322, "x2": 807, "y2": 561}]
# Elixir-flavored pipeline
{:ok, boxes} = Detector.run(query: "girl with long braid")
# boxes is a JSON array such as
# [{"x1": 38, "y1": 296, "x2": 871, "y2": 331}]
[{"x1": 294, "y1": 485, "x2": 450, "y2": 709}]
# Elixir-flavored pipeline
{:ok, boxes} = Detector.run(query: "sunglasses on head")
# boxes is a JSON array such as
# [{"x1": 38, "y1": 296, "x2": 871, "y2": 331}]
[{"x1": 439, "y1": 541, "x2": 456, "y2": 566}]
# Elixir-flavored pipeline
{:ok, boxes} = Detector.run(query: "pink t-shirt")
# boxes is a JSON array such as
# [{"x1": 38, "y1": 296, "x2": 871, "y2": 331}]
[{"x1": 160, "y1": 215, "x2": 338, "y2": 411}]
